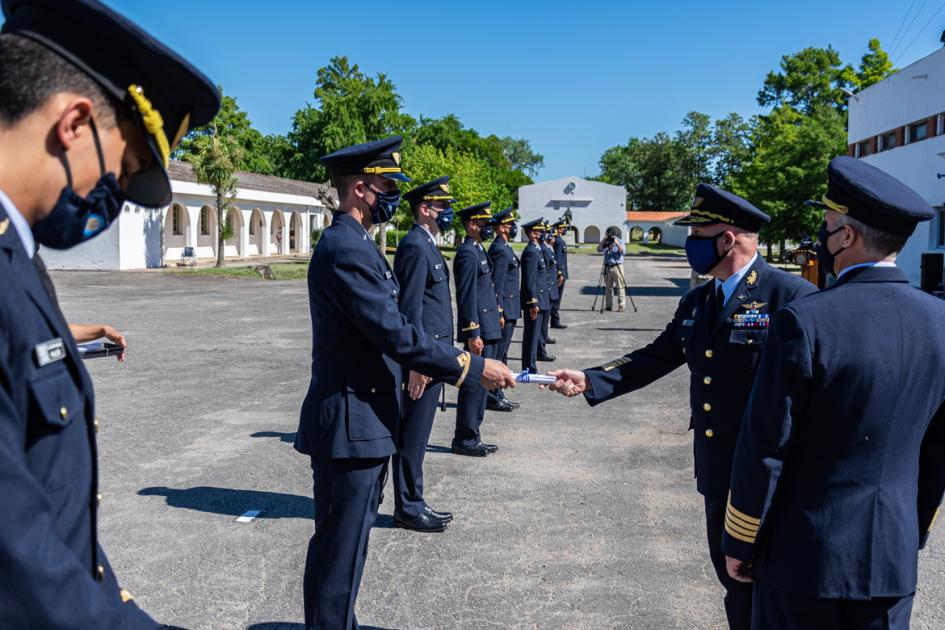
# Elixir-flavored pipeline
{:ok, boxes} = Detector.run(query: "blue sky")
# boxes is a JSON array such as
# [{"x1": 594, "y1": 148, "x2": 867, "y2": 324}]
[{"x1": 6, "y1": 1, "x2": 944, "y2": 179}]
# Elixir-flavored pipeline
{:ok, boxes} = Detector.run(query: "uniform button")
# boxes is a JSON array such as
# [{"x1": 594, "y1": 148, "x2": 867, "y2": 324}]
[
  {"x1": 703, "y1": 376, "x2": 712, "y2": 385},
  {"x1": 703, "y1": 403, "x2": 712, "y2": 412},
  {"x1": 97, "y1": 565, "x2": 105, "y2": 580},
  {"x1": 370, "y1": 388, "x2": 376, "y2": 394},
  {"x1": 93, "y1": 418, "x2": 100, "y2": 432},
  {"x1": 746, "y1": 338, "x2": 754, "y2": 345},
  {"x1": 59, "y1": 406, "x2": 68, "y2": 419},
  {"x1": 705, "y1": 429, "x2": 715, "y2": 438},
  {"x1": 96, "y1": 493, "x2": 103, "y2": 506},
  {"x1": 704, "y1": 350, "x2": 713, "y2": 358}
]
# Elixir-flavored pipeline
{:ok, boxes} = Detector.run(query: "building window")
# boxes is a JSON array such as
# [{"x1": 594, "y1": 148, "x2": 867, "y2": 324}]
[
  {"x1": 937, "y1": 114, "x2": 945, "y2": 136},
  {"x1": 937, "y1": 207, "x2": 945, "y2": 249},
  {"x1": 857, "y1": 140, "x2": 870, "y2": 158},
  {"x1": 200, "y1": 207, "x2": 211, "y2": 235},
  {"x1": 880, "y1": 131, "x2": 897, "y2": 151},
  {"x1": 908, "y1": 120, "x2": 928, "y2": 144},
  {"x1": 172, "y1": 207, "x2": 183, "y2": 235}
]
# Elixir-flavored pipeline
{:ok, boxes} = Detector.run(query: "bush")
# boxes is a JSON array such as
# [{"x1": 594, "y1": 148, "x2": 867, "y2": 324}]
[
  {"x1": 375, "y1": 229, "x2": 408, "y2": 247},
  {"x1": 311, "y1": 228, "x2": 323, "y2": 248}
]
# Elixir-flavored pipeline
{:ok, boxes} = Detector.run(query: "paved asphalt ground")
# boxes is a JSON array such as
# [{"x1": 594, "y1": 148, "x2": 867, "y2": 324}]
[{"x1": 51, "y1": 253, "x2": 945, "y2": 630}]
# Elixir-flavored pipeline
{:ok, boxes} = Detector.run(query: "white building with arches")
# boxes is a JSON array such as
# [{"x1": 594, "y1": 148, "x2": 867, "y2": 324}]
[
  {"x1": 624, "y1": 211, "x2": 690, "y2": 247},
  {"x1": 517, "y1": 177, "x2": 627, "y2": 244},
  {"x1": 42, "y1": 160, "x2": 334, "y2": 270}
]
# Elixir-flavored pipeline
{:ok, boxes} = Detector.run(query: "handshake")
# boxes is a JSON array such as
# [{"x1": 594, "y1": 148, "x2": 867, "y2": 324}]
[{"x1": 407, "y1": 362, "x2": 588, "y2": 401}]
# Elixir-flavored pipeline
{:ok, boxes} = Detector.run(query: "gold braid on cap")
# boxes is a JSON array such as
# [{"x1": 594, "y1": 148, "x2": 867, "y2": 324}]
[
  {"x1": 127, "y1": 85, "x2": 170, "y2": 168},
  {"x1": 821, "y1": 195, "x2": 849, "y2": 215}
]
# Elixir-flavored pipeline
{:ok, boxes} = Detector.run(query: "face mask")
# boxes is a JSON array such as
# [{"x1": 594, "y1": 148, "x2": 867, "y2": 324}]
[
  {"x1": 480, "y1": 222, "x2": 494, "y2": 241},
  {"x1": 434, "y1": 206, "x2": 453, "y2": 231},
  {"x1": 365, "y1": 184, "x2": 401, "y2": 224},
  {"x1": 816, "y1": 222, "x2": 847, "y2": 276},
  {"x1": 509, "y1": 223, "x2": 518, "y2": 240},
  {"x1": 684, "y1": 232, "x2": 730, "y2": 275},
  {"x1": 33, "y1": 119, "x2": 127, "y2": 250}
]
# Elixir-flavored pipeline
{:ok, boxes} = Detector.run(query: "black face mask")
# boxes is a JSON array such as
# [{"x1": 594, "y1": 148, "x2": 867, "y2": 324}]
[
  {"x1": 33, "y1": 119, "x2": 127, "y2": 249},
  {"x1": 816, "y1": 222, "x2": 847, "y2": 276},
  {"x1": 508, "y1": 223, "x2": 518, "y2": 240},
  {"x1": 479, "y1": 222, "x2": 494, "y2": 241}
]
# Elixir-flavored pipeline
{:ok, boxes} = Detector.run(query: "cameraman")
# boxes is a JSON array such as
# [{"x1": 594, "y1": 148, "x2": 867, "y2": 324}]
[{"x1": 597, "y1": 230, "x2": 626, "y2": 312}]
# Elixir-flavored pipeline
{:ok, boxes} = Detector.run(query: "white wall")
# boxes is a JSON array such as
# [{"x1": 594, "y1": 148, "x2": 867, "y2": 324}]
[
  {"x1": 848, "y1": 47, "x2": 945, "y2": 286},
  {"x1": 518, "y1": 177, "x2": 627, "y2": 243},
  {"x1": 625, "y1": 220, "x2": 689, "y2": 248}
]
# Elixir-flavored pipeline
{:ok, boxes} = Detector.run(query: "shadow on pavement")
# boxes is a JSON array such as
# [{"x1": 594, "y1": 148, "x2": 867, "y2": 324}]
[
  {"x1": 139, "y1": 486, "x2": 313, "y2": 519},
  {"x1": 425, "y1": 444, "x2": 453, "y2": 454},
  {"x1": 247, "y1": 625, "x2": 396, "y2": 630},
  {"x1": 579, "y1": 278, "x2": 689, "y2": 298},
  {"x1": 250, "y1": 431, "x2": 296, "y2": 443},
  {"x1": 594, "y1": 327, "x2": 663, "y2": 332}
]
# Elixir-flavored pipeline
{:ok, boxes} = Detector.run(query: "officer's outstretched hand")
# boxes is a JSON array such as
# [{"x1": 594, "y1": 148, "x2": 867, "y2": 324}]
[
  {"x1": 545, "y1": 369, "x2": 587, "y2": 397},
  {"x1": 725, "y1": 555, "x2": 753, "y2": 583},
  {"x1": 408, "y1": 371, "x2": 432, "y2": 400},
  {"x1": 481, "y1": 359, "x2": 516, "y2": 390}
]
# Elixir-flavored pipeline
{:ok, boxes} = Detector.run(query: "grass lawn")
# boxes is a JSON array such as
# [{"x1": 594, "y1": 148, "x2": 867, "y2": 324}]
[{"x1": 171, "y1": 261, "x2": 310, "y2": 281}]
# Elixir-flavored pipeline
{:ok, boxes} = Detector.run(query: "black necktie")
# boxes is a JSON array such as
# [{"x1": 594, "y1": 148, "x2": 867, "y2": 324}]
[{"x1": 714, "y1": 284, "x2": 726, "y2": 325}]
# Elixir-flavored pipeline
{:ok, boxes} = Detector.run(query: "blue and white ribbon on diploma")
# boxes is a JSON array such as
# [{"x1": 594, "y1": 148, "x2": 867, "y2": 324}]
[{"x1": 514, "y1": 369, "x2": 556, "y2": 385}]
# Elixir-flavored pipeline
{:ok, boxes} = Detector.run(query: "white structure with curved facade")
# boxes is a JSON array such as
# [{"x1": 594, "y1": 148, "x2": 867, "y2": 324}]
[
  {"x1": 517, "y1": 177, "x2": 627, "y2": 244},
  {"x1": 624, "y1": 211, "x2": 690, "y2": 247},
  {"x1": 42, "y1": 160, "x2": 333, "y2": 270}
]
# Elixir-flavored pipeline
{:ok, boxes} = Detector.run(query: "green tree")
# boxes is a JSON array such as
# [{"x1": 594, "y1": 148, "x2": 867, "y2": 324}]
[
  {"x1": 499, "y1": 136, "x2": 544, "y2": 177},
  {"x1": 189, "y1": 126, "x2": 243, "y2": 268},
  {"x1": 175, "y1": 88, "x2": 273, "y2": 174},
  {"x1": 757, "y1": 46, "x2": 857, "y2": 114},
  {"x1": 675, "y1": 111, "x2": 714, "y2": 185},
  {"x1": 598, "y1": 133, "x2": 692, "y2": 210},
  {"x1": 711, "y1": 113, "x2": 755, "y2": 188},
  {"x1": 855, "y1": 38, "x2": 895, "y2": 89}
]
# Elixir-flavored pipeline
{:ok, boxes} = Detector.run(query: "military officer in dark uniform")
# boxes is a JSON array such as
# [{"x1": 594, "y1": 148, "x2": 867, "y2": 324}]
[
  {"x1": 539, "y1": 223, "x2": 560, "y2": 358},
  {"x1": 547, "y1": 184, "x2": 817, "y2": 630},
  {"x1": 486, "y1": 207, "x2": 521, "y2": 413},
  {"x1": 723, "y1": 157, "x2": 945, "y2": 630},
  {"x1": 551, "y1": 219, "x2": 570, "y2": 329},
  {"x1": 520, "y1": 218, "x2": 552, "y2": 376},
  {"x1": 390, "y1": 176, "x2": 458, "y2": 533},
  {"x1": 0, "y1": 1, "x2": 219, "y2": 627},
  {"x1": 452, "y1": 201, "x2": 503, "y2": 456},
  {"x1": 296, "y1": 139, "x2": 514, "y2": 629}
]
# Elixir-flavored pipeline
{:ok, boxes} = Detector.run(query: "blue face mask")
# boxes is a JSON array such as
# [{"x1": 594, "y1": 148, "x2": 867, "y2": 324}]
[
  {"x1": 480, "y1": 222, "x2": 494, "y2": 241},
  {"x1": 684, "y1": 232, "x2": 729, "y2": 275},
  {"x1": 434, "y1": 206, "x2": 454, "y2": 231},
  {"x1": 33, "y1": 119, "x2": 126, "y2": 250},
  {"x1": 365, "y1": 184, "x2": 401, "y2": 224},
  {"x1": 509, "y1": 223, "x2": 518, "y2": 240}
]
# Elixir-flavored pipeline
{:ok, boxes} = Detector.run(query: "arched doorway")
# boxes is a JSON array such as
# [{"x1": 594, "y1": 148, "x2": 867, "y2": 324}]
[
  {"x1": 163, "y1": 203, "x2": 191, "y2": 262},
  {"x1": 197, "y1": 205, "x2": 217, "y2": 259},
  {"x1": 224, "y1": 207, "x2": 243, "y2": 258},
  {"x1": 289, "y1": 212, "x2": 302, "y2": 254},
  {"x1": 583, "y1": 225, "x2": 600, "y2": 244},
  {"x1": 647, "y1": 226, "x2": 663, "y2": 243},
  {"x1": 248, "y1": 209, "x2": 265, "y2": 256},
  {"x1": 269, "y1": 211, "x2": 285, "y2": 256},
  {"x1": 629, "y1": 226, "x2": 644, "y2": 241}
]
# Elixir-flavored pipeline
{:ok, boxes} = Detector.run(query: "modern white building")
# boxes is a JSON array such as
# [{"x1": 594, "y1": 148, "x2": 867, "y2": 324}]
[
  {"x1": 517, "y1": 177, "x2": 627, "y2": 244},
  {"x1": 624, "y1": 211, "x2": 689, "y2": 247},
  {"x1": 42, "y1": 160, "x2": 334, "y2": 270},
  {"x1": 846, "y1": 45, "x2": 945, "y2": 286}
]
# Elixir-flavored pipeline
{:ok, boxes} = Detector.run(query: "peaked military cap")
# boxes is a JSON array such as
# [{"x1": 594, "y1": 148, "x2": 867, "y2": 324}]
[
  {"x1": 522, "y1": 217, "x2": 544, "y2": 231},
  {"x1": 1, "y1": 0, "x2": 221, "y2": 207},
  {"x1": 807, "y1": 156, "x2": 934, "y2": 237},
  {"x1": 458, "y1": 201, "x2": 492, "y2": 222},
  {"x1": 403, "y1": 176, "x2": 455, "y2": 207},
  {"x1": 675, "y1": 183, "x2": 770, "y2": 233},
  {"x1": 491, "y1": 207, "x2": 516, "y2": 224},
  {"x1": 552, "y1": 219, "x2": 569, "y2": 229},
  {"x1": 320, "y1": 135, "x2": 409, "y2": 182}
]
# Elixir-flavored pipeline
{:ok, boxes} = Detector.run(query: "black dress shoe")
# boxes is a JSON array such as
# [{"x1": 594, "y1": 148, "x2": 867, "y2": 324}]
[
  {"x1": 424, "y1": 506, "x2": 453, "y2": 523},
  {"x1": 478, "y1": 442, "x2": 498, "y2": 453},
  {"x1": 551, "y1": 323, "x2": 568, "y2": 329},
  {"x1": 537, "y1": 354, "x2": 556, "y2": 362},
  {"x1": 486, "y1": 395, "x2": 514, "y2": 412},
  {"x1": 546, "y1": 337, "x2": 557, "y2": 344},
  {"x1": 452, "y1": 443, "x2": 490, "y2": 457},
  {"x1": 494, "y1": 390, "x2": 520, "y2": 409},
  {"x1": 394, "y1": 511, "x2": 447, "y2": 532}
]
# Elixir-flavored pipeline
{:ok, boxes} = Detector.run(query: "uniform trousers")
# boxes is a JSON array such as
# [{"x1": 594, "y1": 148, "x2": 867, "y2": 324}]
[
  {"x1": 392, "y1": 382, "x2": 444, "y2": 518},
  {"x1": 705, "y1": 496, "x2": 753, "y2": 630},
  {"x1": 551, "y1": 279, "x2": 565, "y2": 326},
  {"x1": 304, "y1": 457, "x2": 387, "y2": 630},
  {"x1": 752, "y1": 582, "x2": 914, "y2": 630},
  {"x1": 453, "y1": 338, "x2": 499, "y2": 448},
  {"x1": 521, "y1": 310, "x2": 547, "y2": 374}
]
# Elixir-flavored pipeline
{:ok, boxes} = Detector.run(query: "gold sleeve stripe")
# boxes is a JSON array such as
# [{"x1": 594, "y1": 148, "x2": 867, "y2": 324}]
[
  {"x1": 724, "y1": 514, "x2": 758, "y2": 539},
  {"x1": 724, "y1": 520, "x2": 757, "y2": 544},
  {"x1": 726, "y1": 499, "x2": 761, "y2": 525},
  {"x1": 461, "y1": 322, "x2": 480, "y2": 332},
  {"x1": 931, "y1": 507, "x2": 941, "y2": 532},
  {"x1": 526, "y1": 298, "x2": 538, "y2": 304},
  {"x1": 454, "y1": 351, "x2": 471, "y2": 388},
  {"x1": 726, "y1": 510, "x2": 760, "y2": 532}
]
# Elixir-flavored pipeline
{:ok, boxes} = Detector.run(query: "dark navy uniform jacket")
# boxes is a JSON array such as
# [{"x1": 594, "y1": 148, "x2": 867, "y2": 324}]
[
  {"x1": 393, "y1": 225, "x2": 453, "y2": 344},
  {"x1": 542, "y1": 242, "x2": 560, "y2": 301},
  {"x1": 488, "y1": 238, "x2": 521, "y2": 321},
  {"x1": 296, "y1": 213, "x2": 484, "y2": 460},
  {"x1": 453, "y1": 237, "x2": 502, "y2": 342},
  {"x1": 722, "y1": 265, "x2": 945, "y2": 599},
  {"x1": 554, "y1": 235, "x2": 569, "y2": 280},
  {"x1": 520, "y1": 242, "x2": 551, "y2": 311},
  {"x1": 583, "y1": 256, "x2": 816, "y2": 501},
  {"x1": 0, "y1": 206, "x2": 158, "y2": 628}
]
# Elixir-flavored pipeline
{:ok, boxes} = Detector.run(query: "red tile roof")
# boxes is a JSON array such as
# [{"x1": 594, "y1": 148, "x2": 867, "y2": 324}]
[{"x1": 626, "y1": 211, "x2": 689, "y2": 222}]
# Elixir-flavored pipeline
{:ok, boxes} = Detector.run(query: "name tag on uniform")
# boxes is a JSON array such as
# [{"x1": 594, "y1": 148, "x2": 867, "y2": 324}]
[
  {"x1": 385, "y1": 271, "x2": 392, "y2": 279},
  {"x1": 435, "y1": 263, "x2": 443, "y2": 269},
  {"x1": 682, "y1": 319, "x2": 695, "y2": 327},
  {"x1": 34, "y1": 337, "x2": 66, "y2": 367}
]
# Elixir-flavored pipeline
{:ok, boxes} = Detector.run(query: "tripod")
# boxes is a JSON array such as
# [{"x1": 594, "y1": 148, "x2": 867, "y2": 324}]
[{"x1": 591, "y1": 262, "x2": 638, "y2": 313}]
